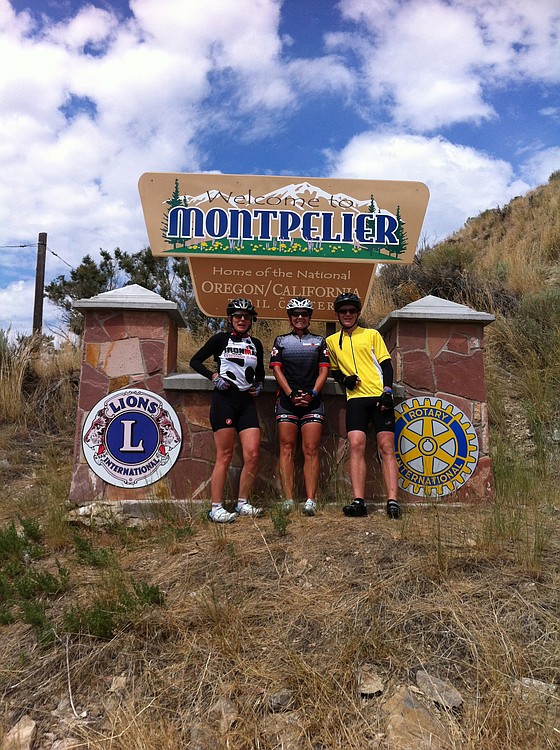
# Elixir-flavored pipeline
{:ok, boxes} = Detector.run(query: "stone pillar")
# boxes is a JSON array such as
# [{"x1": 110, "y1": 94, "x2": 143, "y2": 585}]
[
  {"x1": 378, "y1": 295, "x2": 495, "y2": 502},
  {"x1": 69, "y1": 285, "x2": 186, "y2": 504}
]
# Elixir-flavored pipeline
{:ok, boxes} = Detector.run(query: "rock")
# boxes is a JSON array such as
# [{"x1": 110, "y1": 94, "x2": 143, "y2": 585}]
[
  {"x1": 268, "y1": 688, "x2": 294, "y2": 712},
  {"x1": 382, "y1": 686, "x2": 450, "y2": 750},
  {"x1": 513, "y1": 677, "x2": 557, "y2": 702},
  {"x1": 262, "y1": 710, "x2": 306, "y2": 750},
  {"x1": 109, "y1": 674, "x2": 128, "y2": 694},
  {"x1": 208, "y1": 697, "x2": 237, "y2": 734},
  {"x1": 52, "y1": 739, "x2": 85, "y2": 749},
  {"x1": 189, "y1": 723, "x2": 215, "y2": 750},
  {"x1": 1, "y1": 715, "x2": 37, "y2": 750},
  {"x1": 416, "y1": 670, "x2": 463, "y2": 709},
  {"x1": 358, "y1": 664, "x2": 385, "y2": 696}
]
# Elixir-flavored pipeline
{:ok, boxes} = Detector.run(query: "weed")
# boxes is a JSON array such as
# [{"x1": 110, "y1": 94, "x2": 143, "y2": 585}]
[
  {"x1": 269, "y1": 504, "x2": 291, "y2": 536},
  {"x1": 73, "y1": 533, "x2": 113, "y2": 568},
  {"x1": 0, "y1": 607, "x2": 15, "y2": 625},
  {"x1": 0, "y1": 522, "x2": 43, "y2": 564},
  {"x1": 63, "y1": 575, "x2": 165, "y2": 639},
  {"x1": 64, "y1": 598, "x2": 120, "y2": 640},
  {"x1": 20, "y1": 600, "x2": 55, "y2": 646},
  {"x1": 132, "y1": 580, "x2": 165, "y2": 606},
  {"x1": 19, "y1": 517, "x2": 43, "y2": 544},
  {"x1": 0, "y1": 573, "x2": 13, "y2": 603}
]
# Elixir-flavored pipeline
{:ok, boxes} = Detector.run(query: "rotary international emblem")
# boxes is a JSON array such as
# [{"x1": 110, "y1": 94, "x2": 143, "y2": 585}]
[{"x1": 394, "y1": 397, "x2": 479, "y2": 497}]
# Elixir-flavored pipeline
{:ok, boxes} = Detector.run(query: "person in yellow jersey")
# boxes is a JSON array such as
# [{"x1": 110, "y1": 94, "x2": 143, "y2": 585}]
[{"x1": 326, "y1": 293, "x2": 401, "y2": 519}]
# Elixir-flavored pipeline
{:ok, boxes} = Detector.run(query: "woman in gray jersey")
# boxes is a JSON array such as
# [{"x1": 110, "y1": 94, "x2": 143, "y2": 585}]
[{"x1": 269, "y1": 298, "x2": 330, "y2": 515}]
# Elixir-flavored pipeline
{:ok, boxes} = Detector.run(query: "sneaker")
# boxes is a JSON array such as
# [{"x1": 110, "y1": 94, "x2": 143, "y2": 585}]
[
  {"x1": 282, "y1": 499, "x2": 296, "y2": 513},
  {"x1": 236, "y1": 501, "x2": 264, "y2": 517},
  {"x1": 302, "y1": 499, "x2": 317, "y2": 516},
  {"x1": 209, "y1": 506, "x2": 238, "y2": 523},
  {"x1": 343, "y1": 499, "x2": 367, "y2": 517},
  {"x1": 386, "y1": 499, "x2": 401, "y2": 520}
]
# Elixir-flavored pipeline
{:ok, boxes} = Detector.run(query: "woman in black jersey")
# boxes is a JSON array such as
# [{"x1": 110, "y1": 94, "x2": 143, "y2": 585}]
[
  {"x1": 190, "y1": 298, "x2": 265, "y2": 523},
  {"x1": 270, "y1": 297, "x2": 330, "y2": 516}
]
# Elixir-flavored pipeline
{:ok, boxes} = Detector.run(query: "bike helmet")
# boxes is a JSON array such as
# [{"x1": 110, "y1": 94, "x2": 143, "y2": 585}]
[
  {"x1": 286, "y1": 297, "x2": 314, "y2": 316},
  {"x1": 226, "y1": 297, "x2": 257, "y2": 321},
  {"x1": 334, "y1": 292, "x2": 362, "y2": 312}
]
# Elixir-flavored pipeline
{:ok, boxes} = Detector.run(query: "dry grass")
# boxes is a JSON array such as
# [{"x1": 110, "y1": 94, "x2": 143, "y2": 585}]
[{"x1": 0, "y1": 437, "x2": 558, "y2": 749}]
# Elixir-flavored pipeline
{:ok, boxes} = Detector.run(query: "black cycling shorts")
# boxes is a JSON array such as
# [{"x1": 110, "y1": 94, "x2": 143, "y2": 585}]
[
  {"x1": 275, "y1": 392, "x2": 325, "y2": 427},
  {"x1": 210, "y1": 389, "x2": 260, "y2": 433},
  {"x1": 345, "y1": 397, "x2": 395, "y2": 435}
]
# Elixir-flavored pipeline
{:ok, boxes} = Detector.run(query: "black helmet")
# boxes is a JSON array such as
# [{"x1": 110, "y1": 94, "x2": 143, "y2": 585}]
[
  {"x1": 334, "y1": 292, "x2": 362, "y2": 312},
  {"x1": 286, "y1": 297, "x2": 313, "y2": 316},
  {"x1": 226, "y1": 297, "x2": 257, "y2": 320}
]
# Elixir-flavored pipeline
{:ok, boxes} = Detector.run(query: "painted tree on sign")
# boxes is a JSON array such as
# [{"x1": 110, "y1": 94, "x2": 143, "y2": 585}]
[
  {"x1": 392, "y1": 205, "x2": 408, "y2": 258},
  {"x1": 366, "y1": 194, "x2": 379, "y2": 258},
  {"x1": 162, "y1": 178, "x2": 189, "y2": 250}
]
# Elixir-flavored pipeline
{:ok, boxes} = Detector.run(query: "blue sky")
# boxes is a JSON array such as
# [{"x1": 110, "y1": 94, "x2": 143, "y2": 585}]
[{"x1": 0, "y1": 0, "x2": 559, "y2": 334}]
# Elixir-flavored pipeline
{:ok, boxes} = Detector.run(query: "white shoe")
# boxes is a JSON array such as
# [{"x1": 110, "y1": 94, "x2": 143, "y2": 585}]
[
  {"x1": 303, "y1": 499, "x2": 317, "y2": 516},
  {"x1": 209, "y1": 506, "x2": 238, "y2": 523},
  {"x1": 236, "y1": 502, "x2": 263, "y2": 517},
  {"x1": 282, "y1": 499, "x2": 296, "y2": 513}
]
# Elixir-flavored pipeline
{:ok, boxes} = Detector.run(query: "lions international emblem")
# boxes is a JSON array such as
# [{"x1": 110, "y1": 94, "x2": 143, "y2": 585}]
[{"x1": 82, "y1": 388, "x2": 182, "y2": 488}]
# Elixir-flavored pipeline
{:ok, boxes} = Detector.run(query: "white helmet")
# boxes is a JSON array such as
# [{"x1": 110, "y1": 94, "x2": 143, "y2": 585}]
[{"x1": 286, "y1": 297, "x2": 313, "y2": 315}]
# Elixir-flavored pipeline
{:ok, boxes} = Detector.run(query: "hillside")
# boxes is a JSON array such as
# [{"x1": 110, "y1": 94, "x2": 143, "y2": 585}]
[{"x1": 1, "y1": 176, "x2": 559, "y2": 749}]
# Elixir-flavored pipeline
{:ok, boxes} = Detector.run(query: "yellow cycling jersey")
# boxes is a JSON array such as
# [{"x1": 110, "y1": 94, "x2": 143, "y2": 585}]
[{"x1": 326, "y1": 326, "x2": 391, "y2": 399}]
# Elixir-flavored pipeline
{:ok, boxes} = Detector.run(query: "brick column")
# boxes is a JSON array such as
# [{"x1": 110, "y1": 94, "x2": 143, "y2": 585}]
[
  {"x1": 69, "y1": 285, "x2": 186, "y2": 505},
  {"x1": 378, "y1": 295, "x2": 495, "y2": 502}
]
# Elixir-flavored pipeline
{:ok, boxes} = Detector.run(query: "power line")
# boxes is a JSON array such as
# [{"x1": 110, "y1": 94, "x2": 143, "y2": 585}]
[
  {"x1": 0, "y1": 241, "x2": 74, "y2": 269},
  {"x1": 46, "y1": 246, "x2": 74, "y2": 269}
]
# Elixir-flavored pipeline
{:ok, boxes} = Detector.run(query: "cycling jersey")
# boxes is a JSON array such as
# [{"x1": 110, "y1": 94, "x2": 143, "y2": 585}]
[
  {"x1": 269, "y1": 331, "x2": 329, "y2": 392},
  {"x1": 326, "y1": 326, "x2": 391, "y2": 399},
  {"x1": 190, "y1": 332, "x2": 265, "y2": 391}
]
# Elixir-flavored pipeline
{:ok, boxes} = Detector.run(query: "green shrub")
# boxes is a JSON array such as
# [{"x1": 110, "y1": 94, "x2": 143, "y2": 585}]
[{"x1": 73, "y1": 533, "x2": 114, "y2": 568}]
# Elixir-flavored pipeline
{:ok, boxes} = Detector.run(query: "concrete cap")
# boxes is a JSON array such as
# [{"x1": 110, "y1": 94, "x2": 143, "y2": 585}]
[
  {"x1": 73, "y1": 284, "x2": 187, "y2": 327},
  {"x1": 377, "y1": 294, "x2": 495, "y2": 334}
]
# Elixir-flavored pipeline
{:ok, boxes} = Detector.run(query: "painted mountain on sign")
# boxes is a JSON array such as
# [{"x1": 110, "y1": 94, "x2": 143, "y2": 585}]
[{"x1": 179, "y1": 181, "x2": 380, "y2": 216}]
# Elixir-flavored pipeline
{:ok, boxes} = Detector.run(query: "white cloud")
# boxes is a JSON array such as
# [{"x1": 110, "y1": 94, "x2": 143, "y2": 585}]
[
  {"x1": 327, "y1": 131, "x2": 530, "y2": 242},
  {"x1": 519, "y1": 147, "x2": 560, "y2": 185},
  {"x1": 335, "y1": 0, "x2": 560, "y2": 129}
]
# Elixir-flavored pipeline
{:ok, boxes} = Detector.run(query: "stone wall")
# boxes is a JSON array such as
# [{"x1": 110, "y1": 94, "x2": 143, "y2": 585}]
[{"x1": 70, "y1": 287, "x2": 494, "y2": 510}]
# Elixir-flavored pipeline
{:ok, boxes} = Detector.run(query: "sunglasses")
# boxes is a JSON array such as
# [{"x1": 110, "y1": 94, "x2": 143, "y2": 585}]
[
  {"x1": 289, "y1": 310, "x2": 311, "y2": 317},
  {"x1": 338, "y1": 307, "x2": 358, "y2": 314},
  {"x1": 232, "y1": 312, "x2": 252, "y2": 320}
]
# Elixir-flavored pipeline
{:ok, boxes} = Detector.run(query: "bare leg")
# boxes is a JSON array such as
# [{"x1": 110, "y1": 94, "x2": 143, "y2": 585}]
[
  {"x1": 277, "y1": 422, "x2": 298, "y2": 499},
  {"x1": 347, "y1": 429, "x2": 367, "y2": 499},
  {"x1": 377, "y1": 431, "x2": 399, "y2": 499},
  {"x1": 211, "y1": 428, "x2": 235, "y2": 504},
  {"x1": 238, "y1": 427, "x2": 261, "y2": 500},
  {"x1": 301, "y1": 421, "x2": 323, "y2": 500}
]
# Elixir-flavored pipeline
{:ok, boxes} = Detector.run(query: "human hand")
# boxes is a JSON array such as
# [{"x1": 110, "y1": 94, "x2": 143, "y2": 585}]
[
  {"x1": 212, "y1": 374, "x2": 231, "y2": 391},
  {"x1": 300, "y1": 389, "x2": 317, "y2": 405},
  {"x1": 379, "y1": 390, "x2": 393, "y2": 410},
  {"x1": 249, "y1": 382, "x2": 263, "y2": 396},
  {"x1": 289, "y1": 389, "x2": 307, "y2": 406},
  {"x1": 344, "y1": 374, "x2": 359, "y2": 390}
]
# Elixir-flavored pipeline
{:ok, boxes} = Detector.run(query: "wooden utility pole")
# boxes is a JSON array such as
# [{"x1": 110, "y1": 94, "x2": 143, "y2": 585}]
[{"x1": 32, "y1": 232, "x2": 47, "y2": 334}]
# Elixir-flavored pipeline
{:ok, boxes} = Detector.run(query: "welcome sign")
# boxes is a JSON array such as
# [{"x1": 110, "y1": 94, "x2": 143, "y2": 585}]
[
  {"x1": 138, "y1": 173, "x2": 429, "y2": 319},
  {"x1": 139, "y1": 173, "x2": 429, "y2": 264}
]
